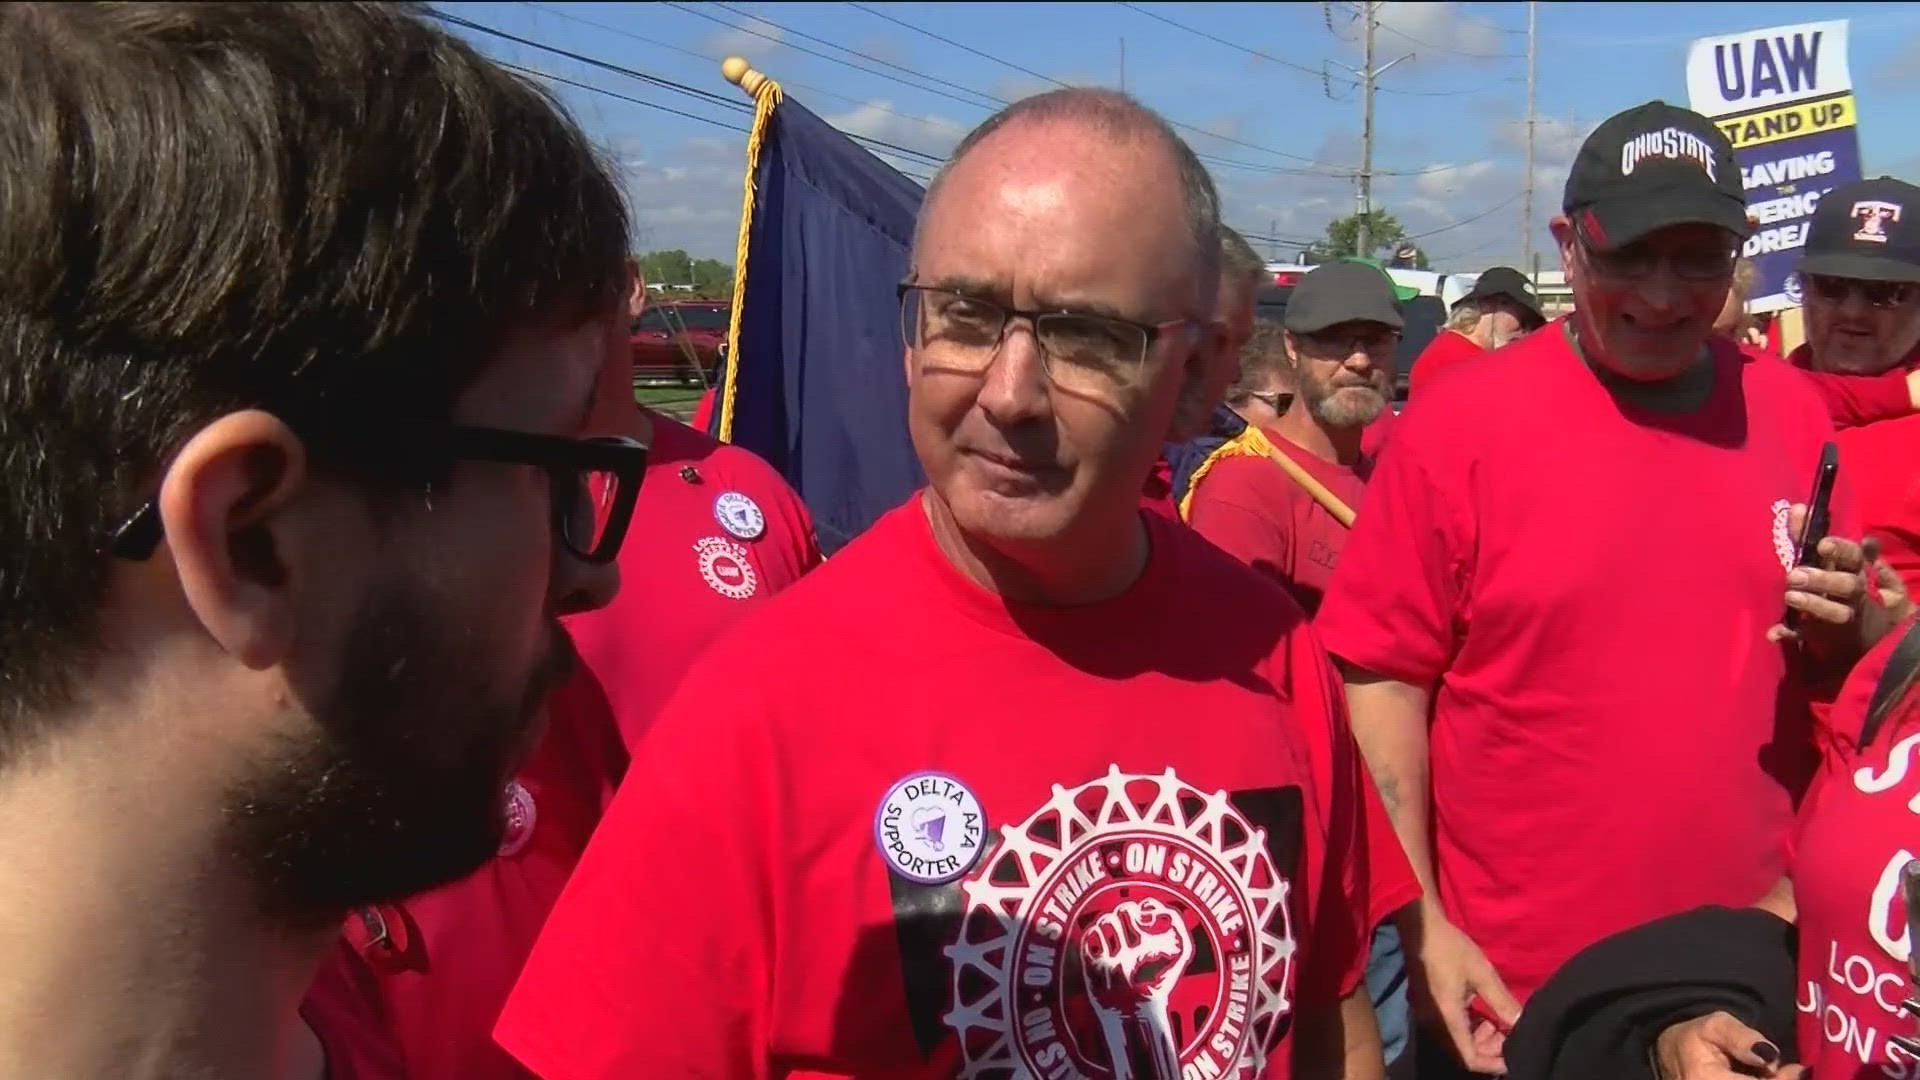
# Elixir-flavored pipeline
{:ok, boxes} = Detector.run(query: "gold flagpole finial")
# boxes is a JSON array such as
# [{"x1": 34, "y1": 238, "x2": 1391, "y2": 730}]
[{"x1": 721, "y1": 57, "x2": 769, "y2": 98}]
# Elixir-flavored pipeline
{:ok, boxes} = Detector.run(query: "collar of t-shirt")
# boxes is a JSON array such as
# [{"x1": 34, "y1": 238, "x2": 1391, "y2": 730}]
[
  {"x1": 1263, "y1": 425, "x2": 1373, "y2": 486},
  {"x1": 1561, "y1": 319, "x2": 1718, "y2": 414},
  {"x1": 904, "y1": 493, "x2": 1177, "y2": 657}
]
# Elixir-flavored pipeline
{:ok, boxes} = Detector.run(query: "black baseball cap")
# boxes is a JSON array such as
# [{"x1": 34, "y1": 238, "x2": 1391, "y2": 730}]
[
  {"x1": 1563, "y1": 100, "x2": 1750, "y2": 251},
  {"x1": 1283, "y1": 260, "x2": 1403, "y2": 334},
  {"x1": 1460, "y1": 266, "x2": 1545, "y2": 329},
  {"x1": 1798, "y1": 176, "x2": 1920, "y2": 284}
]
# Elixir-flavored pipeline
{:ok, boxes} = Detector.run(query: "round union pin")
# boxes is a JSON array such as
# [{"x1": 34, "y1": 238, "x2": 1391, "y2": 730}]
[
  {"x1": 873, "y1": 771, "x2": 987, "y2": 885},
  {"x1": 713, "y1": 490, "x2": 766, "y2": 541}
]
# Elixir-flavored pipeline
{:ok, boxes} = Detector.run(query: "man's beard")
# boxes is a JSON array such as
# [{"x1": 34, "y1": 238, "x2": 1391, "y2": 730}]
[
  {"x1": 227, "y1": 587, "x2": 574, "y2": 932},
  {"x1": 1304, "y1": 375, "x2": 1388, "y2": 429}
]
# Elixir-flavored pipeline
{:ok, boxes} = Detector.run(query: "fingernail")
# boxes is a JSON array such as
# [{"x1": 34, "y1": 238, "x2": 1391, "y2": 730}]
[
  {"x1": 1788, "y1": 570, "x2": 1809, "y2": 586},
  {"x1": 1752, "y1": 1041, "x2": 1780, "y2": 1064}
]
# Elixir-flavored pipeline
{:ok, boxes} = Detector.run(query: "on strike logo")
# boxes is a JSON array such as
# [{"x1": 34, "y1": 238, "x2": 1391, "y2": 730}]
[
  {"x1": 943, "y1": 767, "x2": 1296, "y2": 1080},
  {"x1": 1771, "y1": 499, "x2": 1797, "y2": 573}
]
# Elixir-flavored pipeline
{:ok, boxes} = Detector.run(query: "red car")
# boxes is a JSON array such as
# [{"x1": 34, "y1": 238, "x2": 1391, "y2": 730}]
[{"x1": 630, "y1": 300, "x2": 729, "y2": 385}]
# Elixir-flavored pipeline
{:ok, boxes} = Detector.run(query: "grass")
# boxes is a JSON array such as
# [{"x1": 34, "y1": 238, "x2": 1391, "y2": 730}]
[{"x1": 635, "y1": 384, "x2": 706, "y2": 422}]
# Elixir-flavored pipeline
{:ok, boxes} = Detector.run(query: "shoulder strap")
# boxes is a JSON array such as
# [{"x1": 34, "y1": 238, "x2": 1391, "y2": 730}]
[{"x1": 1860, "y1": 619, "x2": 1920, "y2": 750}]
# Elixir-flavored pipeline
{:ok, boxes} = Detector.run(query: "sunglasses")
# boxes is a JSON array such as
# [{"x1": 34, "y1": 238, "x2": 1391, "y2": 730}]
[
  {"x1": 1801, "y1": 274, "x2": 1917, "y2": 309},
  {"x1": 108, "y1": 416, "x2": 649, "y2": 566}
]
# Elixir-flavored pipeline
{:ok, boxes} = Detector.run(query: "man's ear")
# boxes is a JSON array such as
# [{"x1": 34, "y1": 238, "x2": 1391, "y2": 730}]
[
  {"x1": 156, "y1": 410, "x2": 309, "y2": 670},
  {"x1": 1166, "y1": 324, "x2": 1226, "y2": 441}
]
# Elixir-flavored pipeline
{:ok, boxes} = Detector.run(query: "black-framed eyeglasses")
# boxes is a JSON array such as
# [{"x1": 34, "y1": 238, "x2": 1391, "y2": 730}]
[
  {"x1": 1802, "y1": 273, "x2": 1918, "y2": 309},
  {"x1": 1296, "y1": 327, "x2": 1401, "y2": 358},
  {"x1": 897, "y1": 282, "x2": 1206, "y2": 397},
  {"x1": 108, "y1": 420, "x2": 649, "y2": 566},
  {"x1": 1577, "y1": 237, "x2": 1740, "y2": 283}
]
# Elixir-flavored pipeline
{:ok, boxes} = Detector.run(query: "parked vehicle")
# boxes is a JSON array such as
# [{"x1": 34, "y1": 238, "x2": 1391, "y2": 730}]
[{"x1": 630, "y1": 300, "x2": 730, "y2": 386}]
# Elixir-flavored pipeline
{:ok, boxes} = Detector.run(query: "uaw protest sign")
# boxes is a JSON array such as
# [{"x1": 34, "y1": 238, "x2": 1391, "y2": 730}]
[{"x1": 1687, "y1": 19, "x2": 1864, "y2": 313}]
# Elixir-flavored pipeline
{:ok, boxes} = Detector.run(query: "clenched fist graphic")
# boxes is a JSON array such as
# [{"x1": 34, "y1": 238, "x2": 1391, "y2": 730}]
[{"x1": 1077, "y1": 898, "x2": 1192, "y2": 1080}]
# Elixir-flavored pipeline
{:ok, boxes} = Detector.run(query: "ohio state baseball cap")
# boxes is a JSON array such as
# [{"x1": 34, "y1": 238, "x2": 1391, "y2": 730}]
[
  {"x1": 1797, "y1": 176, "x2": 1920, "y2": 284},
  {"x1": 1562, "y1": 100, "x2": 1750, "y2": 251}
]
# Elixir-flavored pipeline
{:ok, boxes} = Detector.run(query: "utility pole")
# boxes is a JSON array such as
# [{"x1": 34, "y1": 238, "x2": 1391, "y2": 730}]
[
  {"x1": 1338, "y1": 2, "x2": 1408, "y2": 260},
  {"x1": 1522, "y1": 0, "x2": 1537, "y2": 275},
  {"x1": 1270, "y1": 218, "x2": 1280, "y2": 260}
]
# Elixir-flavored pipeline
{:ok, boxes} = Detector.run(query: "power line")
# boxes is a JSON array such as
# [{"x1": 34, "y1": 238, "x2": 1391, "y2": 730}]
[
  {"x1": 504, "y1": 60, "x2": 934, "y2": 183},
  {"x1": 436, "y1": 10, "x2": 950, "y2": 168},
  {"x1": 668, "y1": 1, "x2": 1354, "y2": 175},
  {"x1": 708, "y1": 1, "x2": 1006, "y2": 108},
  {"x1": 845, "y1": 2, "x2": 1070, "y2": 91},
  {"x1": 1404, "y1": 191, "x2": 1524, "y2": 240},
  {"x1": 499, "y1": 60, "x2": 749, "y2": 134},
  {"x1": 659, "y1": 1, "x2": 1003, "y2": 112},
  {"x1": 524, "y1": 2, "x2": 965, "y2": 141},
  {"x1": 1117, "y1": 2, "x2": 1351, "y2": 83},
  {"x1": 432, "y1": 8, "x2": 752, "y2": 113}
]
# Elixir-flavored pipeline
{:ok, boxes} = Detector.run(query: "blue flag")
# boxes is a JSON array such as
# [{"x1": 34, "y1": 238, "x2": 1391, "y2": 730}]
[{"x1": 713, "y1": 87, "x2": 927, "y2": 555}]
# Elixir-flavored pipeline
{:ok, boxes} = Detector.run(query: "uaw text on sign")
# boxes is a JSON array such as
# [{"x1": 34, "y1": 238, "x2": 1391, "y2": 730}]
[{"x1": 1687, "y1": 19, "x2": 1864, "y2": 313}]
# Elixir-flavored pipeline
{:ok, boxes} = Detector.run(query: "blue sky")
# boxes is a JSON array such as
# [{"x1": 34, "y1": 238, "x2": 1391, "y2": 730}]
[{"x1": 432, "y1": 1, "x2": 1920, "y2": 273}]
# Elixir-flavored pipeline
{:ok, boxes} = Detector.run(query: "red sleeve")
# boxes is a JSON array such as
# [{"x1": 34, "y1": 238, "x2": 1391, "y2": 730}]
[
  {"x1": 710, "y1": 442, "x2": 824, "y2": 583},
  {"x1": 1186, "y1": 462, "x2": 1294, "y2": 587},
  {"x1": 496, "y1": 646, "x2": 781, "y2": 1080},
  {"x1": 1796, "y1": 365, "x2": 1914, "y2": 430},
  {"x1": 1286, "y1": 625, "x2": 1414, "y2": 1003},
  {"x1": 1313, "y1": 405, "x2": 1473, "y2": 686}
]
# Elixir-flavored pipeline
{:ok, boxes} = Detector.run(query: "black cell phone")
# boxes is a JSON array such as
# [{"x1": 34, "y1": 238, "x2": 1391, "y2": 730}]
[{"x1": 1783, "y1": 441, "x2": 1840, "y2": 629}]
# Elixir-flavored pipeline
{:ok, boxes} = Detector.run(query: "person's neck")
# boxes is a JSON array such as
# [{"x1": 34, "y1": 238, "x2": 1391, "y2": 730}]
[
  {"x1": 920, "y1": 488, "x2": 1149, "y2": 608},
  {"x1": 1271, "y1": 401, "x2": 1364, "y2": 467},
  {"x1": 1569, "y1": 318, "x2": 1715, "y2": 414},
  {"x1": 0, "y1": 728, "x2": 331, "y2": 1080}
]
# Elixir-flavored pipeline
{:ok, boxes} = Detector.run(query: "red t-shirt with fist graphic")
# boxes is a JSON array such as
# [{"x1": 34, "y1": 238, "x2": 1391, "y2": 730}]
[
  {"x1": 1791, "y1": 617, "x2": 1920, "y2": 1076},
  {"x1": 496, "y1": 494, "x2": 1409, "y2": 1079},
  {"x1": 1315, "y1": 325, "x2": 1846, "y2": 1005}
]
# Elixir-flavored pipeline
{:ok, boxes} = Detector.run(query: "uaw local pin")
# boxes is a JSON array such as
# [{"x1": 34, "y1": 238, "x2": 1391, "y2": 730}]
[
  {"x1": 1895, "y1": 858, "x2": 1920, "y2": 1057},
  {"x1": 873, "y1": 772, "x2": 986, "y2": 886}
]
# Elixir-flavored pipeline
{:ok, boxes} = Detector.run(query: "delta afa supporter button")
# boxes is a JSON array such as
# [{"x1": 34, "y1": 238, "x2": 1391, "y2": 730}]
[{"x1": 874, "y1": 772, "x2": 987, "y2": 885}]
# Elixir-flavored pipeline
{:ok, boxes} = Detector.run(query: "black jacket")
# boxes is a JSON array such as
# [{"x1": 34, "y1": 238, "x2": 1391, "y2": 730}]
[{"x1": 1503, "y1": 905, "x2": 1799, "y2": 1080}]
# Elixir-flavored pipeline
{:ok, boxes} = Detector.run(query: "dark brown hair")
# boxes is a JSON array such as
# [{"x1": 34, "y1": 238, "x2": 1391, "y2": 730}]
[{"x1": 0, "y1": 2, "x2": 630, "y2": 733}]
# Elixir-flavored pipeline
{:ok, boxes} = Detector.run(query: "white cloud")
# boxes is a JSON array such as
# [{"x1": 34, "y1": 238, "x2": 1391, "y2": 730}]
[
  {"x1": 1373, "y1": 1, "x2": 1512, "y2": 65},
  {"x1": 701, "y1": 23, "x2": 783, "y2": 63},
  {"x1": 822, "y1": 100, "x2": 969, "y2": 162}
]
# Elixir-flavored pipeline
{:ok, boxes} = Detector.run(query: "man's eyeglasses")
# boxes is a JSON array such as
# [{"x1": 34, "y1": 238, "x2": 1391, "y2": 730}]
[
  {"x1": 1578, "y1": 240, "x2": 1740, "y2": 283},
  {"x1": 1297, "y1": 327, "x2": 1400, "y2": 359},
  {"x1": 1241, "y1": 389, "x2": 1293, "y2": 413},
  {"x1": 897, "y1": 283, "x2": 1205, "y2": 398},
  {"x1": 1802, "y1": 273, "x2": 1918, "y2": 309},
  {"x1": 108, "y1": 419, "x2": 649, "y2": 566}
]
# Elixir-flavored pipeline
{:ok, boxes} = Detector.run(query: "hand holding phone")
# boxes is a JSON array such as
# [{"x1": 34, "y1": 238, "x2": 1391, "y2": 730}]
[{"x1": 1782, "y1": 441, "x2": 1840, "y2": 630}]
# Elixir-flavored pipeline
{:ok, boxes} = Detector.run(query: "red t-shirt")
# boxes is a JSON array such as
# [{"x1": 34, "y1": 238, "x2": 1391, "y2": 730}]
[
  {"x1": 1787, "y1": 342, "x2": 1918, "y2": 431},
  {"x1": 311, "y1": 412, "x2": 821, "y2": 1080},
  {"x1": 497, "y1": 496, "x2": 1405, "y2": 1080},
  {"x1": 1837, "y1": 414, "x2": 1920, "y2": 599},
  {"x1": 1407, "y1": 328, "x2": 1485, "y2": 400},
  {"x1": 301, "y1": 939, "x2": 408, "y2": 1080},
  {"x1": 1361, "y1": 406, "x2": 1396, "y2": 460},
  {"x1": 1185, "y1": 427, "x2": 1372, "y2": 618},
  {"x1": 1791, "y1": 616, "x2": 1920, "y2": 1075},
  {"x1": 1140, "y1": 454, "x2": 1178, "y2": 519},
  {"x1": 568, "y1": 411, "x2": 822, "y2": 749},
  {"x1": 1315, "y1": 325, "x2": 1846, "y2": 1004}
]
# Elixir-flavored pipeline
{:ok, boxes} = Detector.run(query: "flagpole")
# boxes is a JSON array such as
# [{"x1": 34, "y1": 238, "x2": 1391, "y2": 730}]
[{"x1": 716, "y1": 56, "x2": 782, "y2": 443}]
